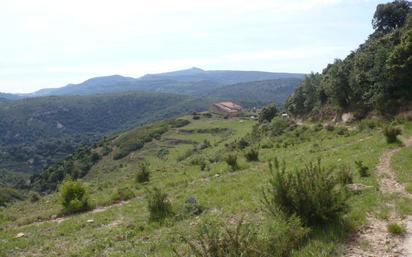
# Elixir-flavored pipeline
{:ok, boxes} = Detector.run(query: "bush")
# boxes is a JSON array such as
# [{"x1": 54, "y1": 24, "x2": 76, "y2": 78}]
[
  {"x1": 384, "y1": 126, "x2": 402, "y2": 143},
  {"x1": 147, "y1": 187, "x2": 174, "y2": 222},
  {"x1": 259, "y1": 103, "x2": 278, "y2": 123},
  {"x1": 237, "y1": 138, "x2": 249, "y2": 149},
  {"x1": 387, "y1": 223, "x2": 406, "y2": 235},
  {"x1": 225, "y1": 154, "x2": 239, "y2": 171},
  {"x1": 270, "y1": 117, "x2": 293, "y2": 136},
  {"x1": 175, "y1": 216, "x2": 308, "y2": 257},
  {"x1": 355, "y1": 161, "x2": 369, "y2": 177},
  {"x1": 336, "y1": 126, "x2": 349, "y2": 136},
  {"x1": 244, "y1": 148, "x2": 259, "y2": 162},
  {"x1": 135, "y1": 162, "x2": 150, "y2": 184},
  {"x1": 359, "y1": 118, "x2": 381, "y2": 131},
  {"x1": 182, "y1": 196, "x2": 204, "y2": 216},
  {"x1": 29, "y1": 192, "x2": 41, "y2": 203},
  {"x1": 176, "y1": 220, "x2": 261, "y2": 257},
  {"x1": 335, "y1": 166, "x2": 354, "y2": 184},
  {"x1": 263, "y1": 159, "x2": 349, "y2": 226},
  {"x1": 111, "y1": 187, "x2": 135, "y2": 202},
  {"x1": 59, "y1": 179, "x2": 92, "y2": 214}
]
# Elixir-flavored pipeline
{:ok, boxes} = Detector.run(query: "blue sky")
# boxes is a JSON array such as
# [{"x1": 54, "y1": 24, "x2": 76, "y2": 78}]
[{"x1": 0, "y1": 0, "x2": 382, "y2": 93}]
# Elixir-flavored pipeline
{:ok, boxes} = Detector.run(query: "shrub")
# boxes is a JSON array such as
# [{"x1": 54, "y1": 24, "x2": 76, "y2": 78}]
[
  {"x1": 313, "y1": 123, "x2": 323, "y2": 132},
  {"x1": 147, "y1": 187, "x2": 174, "y2": 222},
  {"x1": 384, "y1": 126, "x2": 402, "y2": 143},
  {"x1": 0, "y1": 187, "x2": 24, "y2": 207},
  {"x1": 135, "y1": 162, "x2": 150, "y2": 184},
  {"x1": 238, "y1": 138, "x2": 249, "y2": 149},
  {"x1": 244, "y1": 148, "x2": 259, "y2": 162},
  {"x1": 196, "y1": 140, "x2": 211, "y2": 150},
  {"x1": 387, "y1": 223, "x2": 406, "y2": 235},
  {"x1": 29, "y1": 192, "x2": 41, "y2": 203},
  {"x1": 170, "y1": 119, "x2": 190, "y2": 128},
  {"x1": 336, "y1": 127, "x2": 349, "y2": 136},
  {"x1": 263, "y1": 159, "x2": 349, "y2": 226},
  {"x1": 359, "y1": 118, "x2": 381, "y2": 131},
  {"x1": 355, "y1": 160, "x2": 369, "y2": 177},
  {"x1": 176, "y1": 219, "x2": 261, "y2": 257},
  {"x1": 259, "y1": 103, "x2": 278, "y2": 123},
  {"x1": 111, "y1": 187, "x2": 135, "y2": 202},
  {"x1": 192, "y1": 115, "x2": 200, "y2": 120},
  {"x1": 175, "y1": 216, "x2": 308, "y2": 257},
  {"x1": 59, "y1": 179, "x2": 92, "y2": 214},
  {"x1": 202, "y1": 112, "x2": 212, "y2": 118},
  {"x1": 182, "y1": 196, "x2": 204, "y2": 216},
  {"x1": 335, "y1": 166, "x2": 354, "y2": 184},
  {"x1": 270, "y1": 117, "x2": 293, "y2": 136},
  {"x1": 225, "y1": 154, "x2": 239, "y2": 171}
]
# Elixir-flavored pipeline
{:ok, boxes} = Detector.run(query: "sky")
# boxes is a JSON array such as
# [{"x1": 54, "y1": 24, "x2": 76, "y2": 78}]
[{"x1": 0, "y1": 0, "x2": 383, "y2": 93}]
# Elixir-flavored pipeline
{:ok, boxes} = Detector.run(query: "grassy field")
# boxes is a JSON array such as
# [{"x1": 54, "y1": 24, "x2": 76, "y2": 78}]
[{"x1": 1, "y1": 114, "x2": 411, "y2": 257}]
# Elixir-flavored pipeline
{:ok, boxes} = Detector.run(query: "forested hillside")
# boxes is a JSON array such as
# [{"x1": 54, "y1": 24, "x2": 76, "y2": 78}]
[
  {"x1": 200, "y1": 78, "x2": 301, "y2": 107},
  {"x1": 0, "y1": 93, "x2": 211, "y2": 173},
  {"x1": 286, "y1": 0, "x2": 412, "y2": 118}
]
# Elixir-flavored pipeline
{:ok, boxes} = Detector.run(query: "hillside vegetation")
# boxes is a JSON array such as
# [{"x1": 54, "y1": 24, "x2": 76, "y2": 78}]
[
  {"x1": 286, "y1": 0, "x2": 412, "y2": 118},
  {"x1": 1, "y1": 110, "x2": 412, "y2": 256},
  {"x1": 0, "y1": 92, "x2": 210, "y2": 174}
]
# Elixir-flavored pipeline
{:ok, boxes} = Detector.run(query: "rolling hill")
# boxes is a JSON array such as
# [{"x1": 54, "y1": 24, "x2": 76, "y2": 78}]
[
  {"x1": 0, "y1": 92, "x2": 212, "y2": 174},
  {"x1": 28, "y1": 68, "x2": 304, "y2": 97}
]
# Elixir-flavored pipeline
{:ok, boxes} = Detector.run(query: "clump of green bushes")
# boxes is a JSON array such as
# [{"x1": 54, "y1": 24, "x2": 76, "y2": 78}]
[
  {"x1": 175, "y1": 215, "x2": 308, "y2": 257},
  {"x1": 263, "y1": 159, "x2": 349, "y2": 226},
  {"x1": 355, "y1": 160, "x2": 369, "y2": 177},
  {"x1": 244, "y1": 148, "x2": 259, "y2": 162},
  {"x1": 59, "y1": 179, "x2": 92, "y2": 214},
  {"x1": 383, "y1": 126, "x2": 402, "y2": 143},
  {"x1": 147, "y1": 187, "x2": 174, "y2": 222},
  {"x1": 111, "y1": 187, "x2": 135, "y2": 202},
  {"x1": 387, "y1": 223, "x2": 406, "y2": 235},
  {"x1": 135, "y1": 162, "x2": 150, "y2": 184},
  {"x1": 225, "y1": 154, "x2": 239, "y2": 171},
  {"x1": 182, "y1": 196, "x2": 204, "y2": 216}
]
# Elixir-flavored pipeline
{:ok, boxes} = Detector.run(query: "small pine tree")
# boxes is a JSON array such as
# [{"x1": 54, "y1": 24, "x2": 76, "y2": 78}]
[
  {"x1": 59, "y1": 178, "x2": 92, "y2": 214},
  {"x1": 147, "y1": 187, "x2": 174, "y2": 222},
  {"x1": 263, "y1": 158, "x2": 349, "y2": 226},
  {"x1": 135, "y1": 162, "x2": 150, "y2": 184}
]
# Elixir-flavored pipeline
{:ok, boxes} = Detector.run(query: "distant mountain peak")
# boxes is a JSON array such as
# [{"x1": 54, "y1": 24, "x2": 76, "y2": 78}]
[{"x1": 141, "y1": 67, "x2": 205, "y2": 79}]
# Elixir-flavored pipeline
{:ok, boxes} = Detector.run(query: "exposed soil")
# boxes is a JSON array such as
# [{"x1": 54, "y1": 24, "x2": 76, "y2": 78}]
[{"x1": 344, "y1": 137, "x2": 412, "y2": 257}]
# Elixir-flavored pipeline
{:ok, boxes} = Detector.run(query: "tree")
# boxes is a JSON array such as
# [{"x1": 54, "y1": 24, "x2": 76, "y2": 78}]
[
  {"x1": 59, "y1": 178, "x2": 92, "y2": 214},
  {"x1": 387, "y1": 28, "x2": 412, "y2": 99},
  {"x1": 372, "y1": 0, "x2": 411, "y2": 32},
  {"x1": 258, "y1": 103, "x2": 278, "y2": 123}
]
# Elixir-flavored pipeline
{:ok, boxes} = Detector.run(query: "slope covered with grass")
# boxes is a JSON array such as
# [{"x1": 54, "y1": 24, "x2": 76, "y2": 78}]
[{"x1": 2, "y1": 112, "x2": 412, "y2": 256}]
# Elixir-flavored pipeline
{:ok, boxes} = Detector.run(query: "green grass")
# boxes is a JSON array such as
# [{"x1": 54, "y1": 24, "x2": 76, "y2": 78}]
[
  {"x1": 387, "y1": 223, "x2": 406, "y2": 235},
  {"x1": 1, "y1": 116, "x2": 411, "y2": 257}
]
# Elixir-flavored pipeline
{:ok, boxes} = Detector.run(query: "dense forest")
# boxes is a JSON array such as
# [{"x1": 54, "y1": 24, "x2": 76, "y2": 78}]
[
  {"x1": 286, "y1": 0, "x2": 412, "y2": 119},
  {"x1": 0, "y1": 93, "x2": 210, "y2": 173},
  {"x1": 0, "y1": 75, "x2": 301, "y2": 175},
  {"x1": 200, "y1": 78, "x2": 301, "y2": 108}
]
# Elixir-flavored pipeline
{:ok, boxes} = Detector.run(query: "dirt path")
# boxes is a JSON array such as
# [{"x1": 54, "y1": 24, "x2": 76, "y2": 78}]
[
  {"x1": 25, "y1": 200, "x2": 131, "y2": 227},
  {"x1": 344, "y1": 137, "x2": 412, "y2": 257}
]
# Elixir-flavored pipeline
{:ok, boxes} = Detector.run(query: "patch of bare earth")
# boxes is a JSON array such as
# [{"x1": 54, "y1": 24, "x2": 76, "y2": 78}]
[{"x1": 344, "y1": 138, "x2": 412, "y2": 257}]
